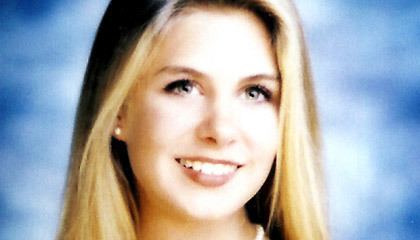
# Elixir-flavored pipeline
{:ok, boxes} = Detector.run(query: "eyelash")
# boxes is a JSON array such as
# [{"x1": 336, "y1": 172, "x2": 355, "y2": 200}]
[
  {"x1": 164, "y1": 79, "x2": 197, "y2": 95},
  {"x1": 163, "y1": 79, "x2": 272, "y2": 102},
  {"x1": 244, "y1": 84, "x2": 272, "y2": 102}
]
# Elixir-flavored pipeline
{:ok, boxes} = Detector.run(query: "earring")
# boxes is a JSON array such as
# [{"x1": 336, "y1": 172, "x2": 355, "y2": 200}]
[{"x1": 114, "y1": 127, "x2": 121, "y2": 136}]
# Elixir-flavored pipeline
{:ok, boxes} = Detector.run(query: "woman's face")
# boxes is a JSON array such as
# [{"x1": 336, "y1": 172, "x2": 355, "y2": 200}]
[{"x1": 118, "y1": 8, "x2": 280, "y2": 220}]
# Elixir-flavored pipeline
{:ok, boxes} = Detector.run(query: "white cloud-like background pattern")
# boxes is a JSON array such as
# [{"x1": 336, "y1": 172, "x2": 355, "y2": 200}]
[{"x1": 0, "y1": 0, "x2": 419, "y2": 239}]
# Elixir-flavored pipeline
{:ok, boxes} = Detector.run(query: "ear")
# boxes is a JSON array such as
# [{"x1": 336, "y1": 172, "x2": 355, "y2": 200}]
[{"x1": 112, "y1": 103, "x2": 128, "y2": 142}]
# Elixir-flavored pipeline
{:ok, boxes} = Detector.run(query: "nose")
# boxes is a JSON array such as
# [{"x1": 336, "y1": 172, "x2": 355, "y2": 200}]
[{"x1": 196, "y1": 99, "x2": 238, "y2": 147}]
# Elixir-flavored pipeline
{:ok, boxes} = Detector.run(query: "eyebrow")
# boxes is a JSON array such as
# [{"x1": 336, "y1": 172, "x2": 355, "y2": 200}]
[
  {"x1": 156, "y1": 65, "x2": 280, "y2": 83},
  {"x1": 156, "y1": 65, "x2": 207, "y2": 79},
  {"x1": 242, "y1": 73, "x2": 280, "y2": 83}
]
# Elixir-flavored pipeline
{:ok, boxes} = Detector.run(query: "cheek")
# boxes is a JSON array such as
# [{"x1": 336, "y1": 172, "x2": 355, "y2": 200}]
[
  {"x1": 239, "y1": 106, "x2": 279, "y2": 154},
  {"x1": 125, "y1": 96, "x2": 202, "y2": 158}
]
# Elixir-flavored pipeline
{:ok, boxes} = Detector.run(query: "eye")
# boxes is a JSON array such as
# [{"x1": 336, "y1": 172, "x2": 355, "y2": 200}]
[
  {"x1": 243, "y1": 85, "x2": 272, "y2": 102},
  {"x1": 164, "y1": 79, "x2": 200, "y2": 96}
]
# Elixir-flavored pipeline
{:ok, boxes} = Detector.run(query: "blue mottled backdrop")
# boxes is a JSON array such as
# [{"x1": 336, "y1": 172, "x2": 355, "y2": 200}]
[{"x1": 0, "y1": 0, "x2": 419, "y2": 239}]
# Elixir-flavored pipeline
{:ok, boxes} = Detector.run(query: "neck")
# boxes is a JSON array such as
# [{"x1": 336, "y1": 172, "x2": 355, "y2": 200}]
[{"x1": 137, "y1": 204, "x2": 256, "y2": 240}]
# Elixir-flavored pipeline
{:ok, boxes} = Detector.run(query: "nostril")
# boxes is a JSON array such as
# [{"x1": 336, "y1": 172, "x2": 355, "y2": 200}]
[
  {"x1": 195, "y1": 104, "x2": 238, "y2": 147},
  {"x1": 196, "y1": 122, "x2": 237, "y2": 147}
]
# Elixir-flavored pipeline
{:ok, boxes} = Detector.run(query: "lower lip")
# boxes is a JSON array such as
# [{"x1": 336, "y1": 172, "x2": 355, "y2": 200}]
[{"x1": 177, "y1": 162, "x2": 237, "y2": 187}]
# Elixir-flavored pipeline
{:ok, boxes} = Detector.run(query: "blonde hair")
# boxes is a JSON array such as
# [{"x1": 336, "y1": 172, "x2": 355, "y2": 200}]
[{"x1": 57, "y1": 0, "x2": 328, "y2": 239}]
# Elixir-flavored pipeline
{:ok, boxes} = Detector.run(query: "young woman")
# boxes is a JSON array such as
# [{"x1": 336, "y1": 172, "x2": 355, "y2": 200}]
[{"x1": 57, "y1": 0, "x2": 328, "y2": 239}]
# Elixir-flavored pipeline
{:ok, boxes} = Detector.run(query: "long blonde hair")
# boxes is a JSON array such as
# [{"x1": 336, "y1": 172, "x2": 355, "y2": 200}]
[{"x1": 57, "y1": 0, "x2": 328, "y2": 239}]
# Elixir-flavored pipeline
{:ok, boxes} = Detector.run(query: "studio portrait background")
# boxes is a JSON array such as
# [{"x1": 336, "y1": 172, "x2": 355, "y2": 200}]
[{"x1": 0, "y1": 0, "x2": 419, "y2": 239}]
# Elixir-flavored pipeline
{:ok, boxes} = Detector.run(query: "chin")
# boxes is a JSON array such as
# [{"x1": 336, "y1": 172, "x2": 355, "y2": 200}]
[
  {"x1": 183, "y1": 206, "x2": 241, "y2": 222},
  {"x1": 172, "y1": 195, "x2": 247, "y2": 222}
]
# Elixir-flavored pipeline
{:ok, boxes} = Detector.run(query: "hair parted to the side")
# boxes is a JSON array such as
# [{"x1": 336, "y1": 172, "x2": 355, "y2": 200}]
[{"x1": 57, "y1": 0, "x2": 328, "y2": 239}]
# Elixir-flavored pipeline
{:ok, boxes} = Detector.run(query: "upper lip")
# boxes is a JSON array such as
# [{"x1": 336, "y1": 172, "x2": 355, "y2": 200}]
[{"x1": 175, "y1": 156, "x2": 244, "y2": 167}]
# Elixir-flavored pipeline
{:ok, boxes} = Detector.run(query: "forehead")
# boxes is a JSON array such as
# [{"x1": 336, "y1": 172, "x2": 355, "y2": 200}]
[
  {"x1": 145, "y1": 7, "x2": 277, "y2": 78},
  {"x1": 161, "y1": 6, "x2": 273, "y2": 50}
]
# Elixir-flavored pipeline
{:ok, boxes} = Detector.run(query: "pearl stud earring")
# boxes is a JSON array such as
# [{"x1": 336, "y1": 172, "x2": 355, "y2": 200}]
[{"x1": 114, "y1": 127, "x2": 121, "y2": 136}]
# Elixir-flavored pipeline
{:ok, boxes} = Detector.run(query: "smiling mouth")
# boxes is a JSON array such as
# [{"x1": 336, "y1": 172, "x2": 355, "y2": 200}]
[{"x1": 175, "y1": 158, "x2": 241, "y2": 176}]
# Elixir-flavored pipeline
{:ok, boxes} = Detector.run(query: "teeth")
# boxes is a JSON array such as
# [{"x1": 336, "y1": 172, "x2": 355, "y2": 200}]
[
  {"x1": 185, "y1": 160, "x2": 193, "y2": 168},
  {"x1": 192, "y1": 161, "x2": 202, "y2": 171},
  {"x1": 178, "y1": 158, "x2": 237, "y2": 175},
  {"x1": 201, "y1": 163, "x2": 215, "y2": 175}
]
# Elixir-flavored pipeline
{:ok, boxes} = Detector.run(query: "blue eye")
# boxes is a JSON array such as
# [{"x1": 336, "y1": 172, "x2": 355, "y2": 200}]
[
  {"x1": 244, "y1": 85, "x2": 272, "y2": 102},
  {"x1": 164, "y1": 79, "x2": 198, "y2": 95}
]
